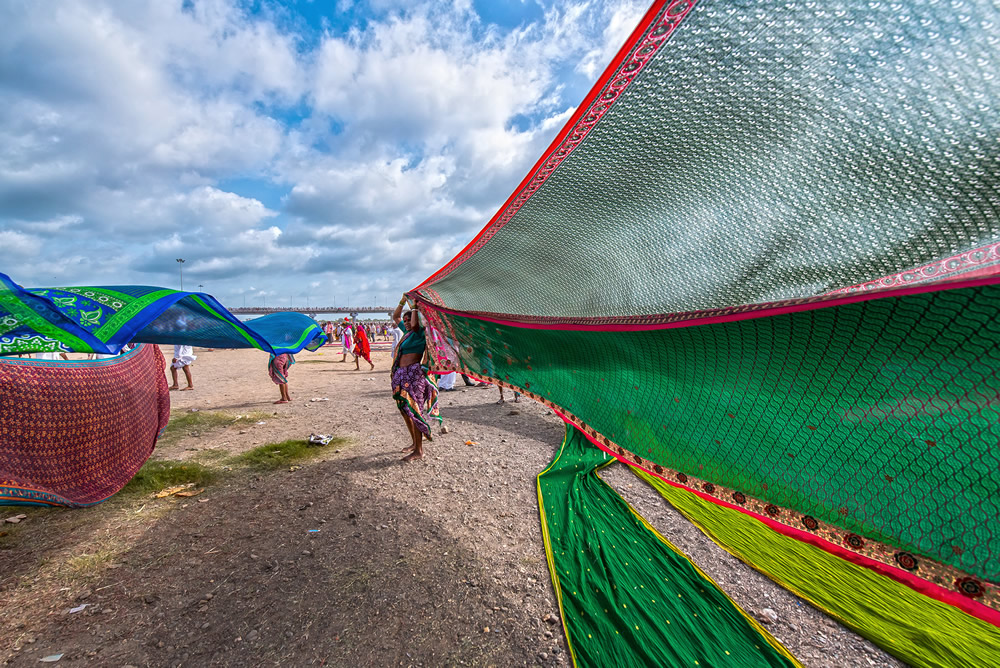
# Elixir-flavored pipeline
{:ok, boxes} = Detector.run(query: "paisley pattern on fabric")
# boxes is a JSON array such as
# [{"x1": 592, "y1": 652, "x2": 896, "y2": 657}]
[
  {"x1": 391, "y1": 362, "x2": 439, "y2": 438},
  {"x1": 0, "y1": 272, "x2": 327, "y2": 357},
  {"x1": 0, "y1": 345, "x2": 170, "y2": 507}
]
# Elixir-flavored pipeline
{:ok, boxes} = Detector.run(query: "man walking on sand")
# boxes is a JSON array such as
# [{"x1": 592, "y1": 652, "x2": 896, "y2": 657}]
[
  {"x1": 340, "y1": 322, "x2": 356, "y2": 363},
  {"x1": 169, "y1": 344, "x2": 195, "y2": 390}
]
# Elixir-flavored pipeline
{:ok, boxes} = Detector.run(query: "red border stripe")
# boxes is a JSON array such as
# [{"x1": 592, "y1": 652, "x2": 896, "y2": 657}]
[
  {"x1": 554, "y1": 409, "x2": 1000, "y2": 628},
  {"x1": 415, "y1": 0, "x2": 692, "y2": 289},
  {"x1": 418, "y1": 274, "x2": 1000, "y2": 333}
]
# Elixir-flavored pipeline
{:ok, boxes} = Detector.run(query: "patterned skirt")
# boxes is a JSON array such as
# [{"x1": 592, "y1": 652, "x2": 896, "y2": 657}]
[
  {"x1": 392, "y1": 362, "x2": 439, "y2": 438},
  {"x1": 268, "y1": 353, "x2": 295, "y2": 384}
]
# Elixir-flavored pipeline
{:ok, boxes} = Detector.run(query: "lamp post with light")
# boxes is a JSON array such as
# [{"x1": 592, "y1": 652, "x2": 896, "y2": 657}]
[{"x1": 175, "y1": 258, "x2": 185, "y2": 290}]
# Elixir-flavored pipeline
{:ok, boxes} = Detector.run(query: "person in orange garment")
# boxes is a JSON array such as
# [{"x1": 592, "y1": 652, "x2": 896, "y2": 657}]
[{"x1": 353, "y1": 323, "x2": 375, "y2": 371}]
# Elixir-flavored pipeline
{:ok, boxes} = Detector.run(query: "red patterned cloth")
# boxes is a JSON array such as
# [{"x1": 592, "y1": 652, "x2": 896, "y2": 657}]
[
  {"x1": 353, "y1": 326, "x2": 372, "y2": 363},
  {"x1": 0, "y1": 345, "x2": 170, "y2": 507}
]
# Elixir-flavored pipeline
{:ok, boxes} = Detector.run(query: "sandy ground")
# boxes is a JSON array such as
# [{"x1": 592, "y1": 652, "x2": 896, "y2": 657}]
[{"x1": 0, "y1": 344, "x2": 904, "y2": 667}]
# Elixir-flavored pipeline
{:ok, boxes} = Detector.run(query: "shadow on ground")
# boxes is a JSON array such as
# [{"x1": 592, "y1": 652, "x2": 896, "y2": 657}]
[{"x1": 1, "y1": 458, "x2": 551, "y2": 667}]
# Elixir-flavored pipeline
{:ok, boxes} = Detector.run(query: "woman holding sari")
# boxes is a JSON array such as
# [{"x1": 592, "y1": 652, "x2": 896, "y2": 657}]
[
  {"x1": 391, "y1": 297, "x2": 439, "y2": 462},
  {"x1": 353, "y1": 323, "x2": 375, "y2": 371}
]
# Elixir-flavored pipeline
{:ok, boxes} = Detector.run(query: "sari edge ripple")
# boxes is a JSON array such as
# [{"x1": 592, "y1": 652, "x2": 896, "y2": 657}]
[
  {"x1": 415, "y1": 0, "x2": 698, "y2": 289},
  {"x1": 630, "y1": 466, "x2": 1000, "y2": 667},
  {"x1": 593, "y1": 462, "x2": 802, "y2": 667},
  {"x1": 536, "y1": 430, "x2": 582, "y2": 668},
  {"x1": 538, "y1": 424, "x2": 799, "y2": 667},
  {"x1": 422, "y1": 302, "x2": 1000, "y2": 624}
]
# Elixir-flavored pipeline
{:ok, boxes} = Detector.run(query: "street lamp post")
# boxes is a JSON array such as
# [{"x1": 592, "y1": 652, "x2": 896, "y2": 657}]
[{"x1": 175, "y1": 258, "x2": 185, "y2": 290}]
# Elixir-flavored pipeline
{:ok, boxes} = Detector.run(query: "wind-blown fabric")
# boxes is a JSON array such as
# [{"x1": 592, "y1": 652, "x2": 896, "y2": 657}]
[
  {"x1": 0, "y1": 344, "x2": 170, "y2": 507},
  {"x1": 539, "y1": 426, "x2": 798, "y2": 667},
  {"x1": 408, "y1": 0, "x2": 1000, "y2": 665},
  {"x1": 0, "y1": 272, "x2": 326, "y2": 357}
]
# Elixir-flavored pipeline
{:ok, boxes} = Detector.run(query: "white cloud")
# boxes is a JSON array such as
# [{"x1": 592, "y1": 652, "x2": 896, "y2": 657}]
[
  {"x1": 0, "y1": 230, "x2": 42, "y2": 256},
  {"x1": 576, "y1": 1, "x2": 649, "y2": 80},
  {"x1": 0, "y1": 0, "x2": 647, "y2": 304}
]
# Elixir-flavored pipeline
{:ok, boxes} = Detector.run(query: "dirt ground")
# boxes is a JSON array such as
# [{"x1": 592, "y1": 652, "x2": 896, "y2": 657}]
[{"x1": 0, "y1": 344, "x2": 905, "y2": 667}]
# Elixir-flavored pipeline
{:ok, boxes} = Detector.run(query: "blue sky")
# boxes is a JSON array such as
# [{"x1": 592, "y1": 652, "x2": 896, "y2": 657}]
[{"x1": 0, "y1": 0, "x2": 648, "y2": 308}]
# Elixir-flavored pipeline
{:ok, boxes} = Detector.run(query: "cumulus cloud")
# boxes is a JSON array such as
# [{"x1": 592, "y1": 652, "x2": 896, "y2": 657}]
[{"x1": 0, "y1": 0, "x2": 647, "y2": 304}]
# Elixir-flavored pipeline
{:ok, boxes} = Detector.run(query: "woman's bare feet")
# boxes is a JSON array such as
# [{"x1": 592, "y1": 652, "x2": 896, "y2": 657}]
[
  {"x1": 180, "y1": 386, "x2": 194, "y2": 391},
  {"x1": 274, "y1": 399, "x2": 289, "y2": 404},
  {"x1": 402, "y1": 451, "x2": 423, "y2": 462},
  {"x1": 168, "y1": 385, "x2": 179, "y2": 391},
  {"x1": 401, "y1": 444, "x2": 416, "y2": 453}
]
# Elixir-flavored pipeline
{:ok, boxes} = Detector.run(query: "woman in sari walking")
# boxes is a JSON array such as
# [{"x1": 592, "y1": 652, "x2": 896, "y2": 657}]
[
  {"x1": 391, "y1": 297, "x2": 439, "y2": 462},
  {"x1": 353, "y1": 323, "x2": 375, "y2": 370}
]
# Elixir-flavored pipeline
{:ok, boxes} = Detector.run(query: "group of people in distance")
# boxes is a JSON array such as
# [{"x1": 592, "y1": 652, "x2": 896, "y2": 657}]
[
  {"x1": 267, "y1": 318, "x2": 384, "y2": 404},
  {"x1": 165, "y1": 317, "x2": 399, "y2": 407},
  {"x1": 160, "y1": 298, "x2": 501, "y2": 463}
]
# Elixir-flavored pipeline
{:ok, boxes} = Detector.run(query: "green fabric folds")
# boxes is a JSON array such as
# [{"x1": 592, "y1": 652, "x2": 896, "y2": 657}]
[
  {"x1": 434, "y1": 283, "x2": 1000, "y2": 585},
  {"x1": 633, "y1": 467, "x2": 1000, "y2": 668},
  {"x1": 537, "y1": 425, "x2": 799, "y2": 667}
]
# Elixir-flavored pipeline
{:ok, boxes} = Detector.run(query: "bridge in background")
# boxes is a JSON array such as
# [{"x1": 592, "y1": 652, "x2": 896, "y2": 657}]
[{"x1": 227, "y1": 306, "x2": 393, "y2": 316}]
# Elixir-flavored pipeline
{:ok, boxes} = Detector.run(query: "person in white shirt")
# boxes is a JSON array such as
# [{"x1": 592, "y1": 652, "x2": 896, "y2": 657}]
[
  {"x1": 169, "y1": 345, "x2": 196, "y2": 390},
  {"x1": 390, "y1": 323, "x2": 404, "y2": 357}
]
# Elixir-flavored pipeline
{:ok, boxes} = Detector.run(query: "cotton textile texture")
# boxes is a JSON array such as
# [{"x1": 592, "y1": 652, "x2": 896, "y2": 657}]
[
  {"x1": 408, "y1": 0, "x2": 1000, "y2": 664},
  {"x1": 391, "y1": 362, "x2": 438, "y2": 438},
  {"x1": 0, "y1": 271, "x2": 327, "y2": 357},
  {"x1": 0, "y1": 345, "x2": 170, "y2": 507},
  {"x1": 632, "y1": 468, "x2": 1000, "y2": 668},
  {"x1": 538, "y1": 426, "x2": 798, "y2": 667}
]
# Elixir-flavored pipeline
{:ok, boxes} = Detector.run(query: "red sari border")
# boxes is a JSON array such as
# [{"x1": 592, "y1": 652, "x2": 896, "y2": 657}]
[
  {"x1": 415, "y1": 273, "x2": 1000, "y2": 333},
  {"x1": 830, "y1": 241, "x2": 1000, "y2": 294},
  {"x1": 417, "y1": 303, "x2": 1000, "y2": 628},
  {"x1": 552, "y1": 409, "x2": 1000, "y2": 629},
  {"x1": 415, "y1": 0, "x2": 699, "y2": 289}
]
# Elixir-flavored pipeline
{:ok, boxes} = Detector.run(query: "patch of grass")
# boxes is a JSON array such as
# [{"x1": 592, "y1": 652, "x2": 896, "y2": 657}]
[
  {"x1": 0, "y1": 523, "x2": 23, "y2": 548},
  {"x1": 159, "y1": 410, "x2": 274, "y2": 444},
  {"x1": 118, "y1": 459, "x2": 219, "y2": 497},
  {"x1": 65, "y1": 547, "x2": 117, "y2": 579},
  {"x1": 193, "y1": 448, "x2": 229, "y2": 462},
  {"x1": 229, "y1": 438, "x2": 347, "y2": 472}
]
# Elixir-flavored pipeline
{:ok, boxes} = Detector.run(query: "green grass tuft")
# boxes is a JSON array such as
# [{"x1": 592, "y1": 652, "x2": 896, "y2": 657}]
[
  {"x1": 193, "y1": 448, "x2": 229, "y2": 462},
  {"x1": 119, "y1": 460, "x2": 219, "y2": 497},
  {"x1": 158, "y1": 410, "x2": 274, "y2": 444},
  {"x1": 229, "y1": 438, "x2": 347, "y2": 471}
]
